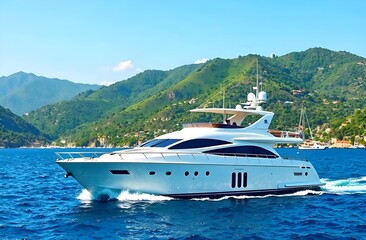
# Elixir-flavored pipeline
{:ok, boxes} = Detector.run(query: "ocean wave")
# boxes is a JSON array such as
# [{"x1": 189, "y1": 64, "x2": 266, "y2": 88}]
[
  {"x1": 77, "y1": 189, "x2": 172, "y2": 202},
  {"x1": 117, "y1": 191, "x2": 173, "y2": 201},
  {"x1": 194, "y1": 190, "x2": 323, "y2": 202},
  {"x1": 320, "y1": 176, "x2": 366, "y2": 194},
  {"x1": 77, "y1": 189, "x2": 323, "y2": 203}
]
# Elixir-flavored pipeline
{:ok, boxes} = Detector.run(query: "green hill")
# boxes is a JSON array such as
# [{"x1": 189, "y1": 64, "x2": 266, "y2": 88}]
[
  {"x1": 276, "y1": 48, "x2": 365, "y2": 97},
  {"x1": 0, "y1": 106, "x2": 47, "y2": 147},
  {"x1": 330, "y1": 107, "x2": 366, "y2": 143},
  {"x1": 23, "y1": 48, "x2": 366, "y2": 147},
  {"x1": 0, "y1": 72, "x2": 101, "y2": 115},
  {"x1": 23, "y1": 64, "x2": 201, "y2": 139}
]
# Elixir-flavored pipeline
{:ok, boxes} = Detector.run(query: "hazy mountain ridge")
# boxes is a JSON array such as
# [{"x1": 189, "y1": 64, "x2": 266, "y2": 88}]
[{"x1": 0, "y1": 72, "x2": 101, "y2": 115}]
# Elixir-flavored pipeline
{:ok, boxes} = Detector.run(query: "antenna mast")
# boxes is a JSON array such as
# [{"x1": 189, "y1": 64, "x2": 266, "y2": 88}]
[
  {"x1": 242, "y1": 58, "x2": 267, "y2": 111},
  {"x1": 222, "y1": 86, "x2": 226, "y2": 122},
  {"x1": 256, "y1": 58, "x2": 259, "y2": 98}
]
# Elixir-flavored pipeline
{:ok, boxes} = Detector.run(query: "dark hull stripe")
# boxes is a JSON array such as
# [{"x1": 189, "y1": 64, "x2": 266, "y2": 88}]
[{"x1": 164, "y1": 186, "x2": 321, "y2": 199}]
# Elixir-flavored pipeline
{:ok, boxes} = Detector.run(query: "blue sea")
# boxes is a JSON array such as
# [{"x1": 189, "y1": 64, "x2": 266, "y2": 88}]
[{"x1": 1, "y1": 148, "x2": 365, "y2": 239}]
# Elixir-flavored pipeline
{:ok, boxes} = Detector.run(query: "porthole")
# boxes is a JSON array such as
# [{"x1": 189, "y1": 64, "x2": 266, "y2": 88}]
[
  {"x1": 185, "y1": 171, "x2": 189, "y2": 176},
  {"x1": 305, "y1": 172, "x2": 308, "y2": 176},
  {"x1": 206, "y1": 171, "x2": 210, "y2": 176},
  {"x1": 149, "y1": 171, "x2": 155, "y2": 175},
  {"x1": 166, "y1": 171, "x2": 172, "y2": 176},
  {"x1": 194, "y1": 171, "x2": 199, "y2": 176}
]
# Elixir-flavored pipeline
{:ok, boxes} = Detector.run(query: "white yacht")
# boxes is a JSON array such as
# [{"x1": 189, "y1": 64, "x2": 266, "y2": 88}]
[
  {"x1": 56, "y1": 86, "x2": 324, "y2": 199},
  {"x1": 298, "y1": 140, "x2": 327, "y2": 150},
  {"x1": 297, "y1": 107, "x2": 327, "y2": 150}
]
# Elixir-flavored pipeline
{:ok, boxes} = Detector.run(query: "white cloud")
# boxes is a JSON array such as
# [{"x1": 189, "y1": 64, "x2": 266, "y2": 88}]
[
  {"x1": 112, "y1": 60, "x2": 134, "y2": 72},
  {"x1": 135, "y1": 67, "x2": 143, "y2": 73},
  {"x1": 99, "y1": 80, "x2": 115, "y2": 86},
  {"x1": 194, "y1": 58, "x2": 209, "y2": 64}
]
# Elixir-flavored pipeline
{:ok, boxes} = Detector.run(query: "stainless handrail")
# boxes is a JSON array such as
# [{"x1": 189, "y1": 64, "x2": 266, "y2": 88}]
[
  {"x1": 56, "y1": 151, "x2": 305, "y2": 162},
  {"x1": 55, "y1": 152, "x2": 106, "y2": 160}
]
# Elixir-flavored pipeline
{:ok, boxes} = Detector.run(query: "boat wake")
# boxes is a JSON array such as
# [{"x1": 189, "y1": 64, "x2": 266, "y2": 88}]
[
  {"x1": 77, "y1": 189, "x2": 172, "y2": 202},
  {"x1": 76, "y1": 176, "x2": 366, "y2": 202},
  {"x1": 198, "y1": 189, "x2": 324, "y2": 201},
  {"x1": 76, "y1": 189, "x2": 322, "y2": 202},
  {"x1": 320, "y1": 176, "x2": 366, "y2": 195},
  {"x1": 117, "y1": 191, "x2": 173, "y2": 201}
]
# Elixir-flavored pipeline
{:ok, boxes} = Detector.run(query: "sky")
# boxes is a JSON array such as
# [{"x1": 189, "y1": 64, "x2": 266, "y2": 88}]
[{"x1": 1, "y1": 0, "x2": 365, "y2": 85}]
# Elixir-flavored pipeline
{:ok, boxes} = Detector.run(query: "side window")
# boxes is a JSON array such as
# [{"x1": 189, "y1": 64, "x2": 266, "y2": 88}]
[
  {"x1": 153, "y1": 139, "x2": 181, "y2": 147},
  {"x1": 169, "y1": 139, "x2": 231, "y2": 149},
  {"x1": 140, "y1": 139, "x2": 181, "y2": 147},
  {"x1": 204, "y1": 146, "x2": 278, "y2": 158}
]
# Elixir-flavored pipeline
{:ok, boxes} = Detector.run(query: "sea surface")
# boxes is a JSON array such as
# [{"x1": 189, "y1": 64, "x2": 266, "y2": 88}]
[{"x1": 0, "y1": 148, "x2": 365, "y2": 240}]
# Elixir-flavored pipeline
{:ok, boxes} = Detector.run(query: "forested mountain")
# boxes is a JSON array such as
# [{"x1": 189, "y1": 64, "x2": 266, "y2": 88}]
[
  {"x1": 23, "y1": 48, "x2": 366, "y2": 147},
  {"x1": 0, "y1": 72, "x2": 100, "y2": 115},
  {"x1": 0, "y1": 106, "x2": 47, "y2": 147},
  {"x1": 23, "y1": 64, "x2": 201, "y2": 139},
  {"x1": 332, "y1": 107, "x2": 366, "y2": 142}
]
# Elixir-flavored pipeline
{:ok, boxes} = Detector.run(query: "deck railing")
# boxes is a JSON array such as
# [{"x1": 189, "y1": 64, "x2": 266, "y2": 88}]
[
  {"x1": 56, "y1": 152, "x2": 106, "y2": 160},
  {"x1": 56, "y1": 151, "x2": 306, "y2": 162}
]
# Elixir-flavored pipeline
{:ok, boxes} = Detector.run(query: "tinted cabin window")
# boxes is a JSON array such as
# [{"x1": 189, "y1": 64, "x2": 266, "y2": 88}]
[
  {"x1": 140, "y1": 139, "x2": 181, "y2": 147},
  {"x1": 140, "y1": 139, "x2": 160, "y2": 147},
  {"x1": 204, "y1": 146, "x2": 278, "y2": 158},
  {"x1": 169, "y1": 139, "x2": 231, "y2": 149},
  {"x1": 153, "y1": 139, "x2": 181, "y2": 147}
]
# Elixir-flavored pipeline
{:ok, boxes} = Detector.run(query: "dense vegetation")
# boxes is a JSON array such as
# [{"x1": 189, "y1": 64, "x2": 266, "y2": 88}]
[
  {"x1": 0, "y1": 106, "x2": 47, "y2": 147},
  {"x1": 24, "y1": 65, "x2": 201, "y2": 140},
  {"x1": 333, "y1": 108, "x2": 366, "y2": 142},
  {"x1": 3, "y1": 47, "x2": 366, "y2": 147}
]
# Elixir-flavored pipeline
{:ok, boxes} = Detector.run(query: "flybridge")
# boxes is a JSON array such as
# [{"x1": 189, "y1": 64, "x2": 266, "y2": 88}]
[
  {"x1": 190, "y1": 59, "x2": 269, "y2": 127},
  {"x1": 189, "y1": 107, "x2": 272, "y2": 128}
]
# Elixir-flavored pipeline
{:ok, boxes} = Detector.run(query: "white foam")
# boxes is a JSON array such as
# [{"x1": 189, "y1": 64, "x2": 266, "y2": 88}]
[
  {"x1": 117, "y1": 190, "x2": 173, "y2": 201},
  {"x1": 192, "y1": 190, "x2": 323, "y2": 201},
  {"x1": 321, "y1": 176, "x2": 366, "y2": 194},
  {"x1": 77, "y1": 189, "x2": 172, "y2": 202},
  {"x1": 283, "y1": 189, "x2": 323, "y2": 196},
  {"x1": 77, "y1": 189, "x2": 93, "y2": 201}
]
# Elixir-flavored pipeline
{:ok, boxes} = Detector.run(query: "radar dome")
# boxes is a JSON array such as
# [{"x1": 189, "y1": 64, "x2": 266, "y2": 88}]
[
  {"x1": 247, "y1": 93, "x2": 255, "y2": 102},
  {"x1": 258, "y1": 91, "x2": 267, "y2": 101}
]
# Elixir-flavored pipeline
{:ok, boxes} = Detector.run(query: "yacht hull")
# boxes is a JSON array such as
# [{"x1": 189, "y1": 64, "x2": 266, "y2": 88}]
[{"x1": 56, "y1": 153, "x2": 324, "y2": 199}]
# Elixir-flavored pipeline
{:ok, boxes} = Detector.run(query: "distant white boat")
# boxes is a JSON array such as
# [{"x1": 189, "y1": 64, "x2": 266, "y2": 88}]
[
  {"x1": 298, "y1": 107, "x2": 327, "y2": 150},
  {"x1": 351, "y1": 137, "x2": 365, "y2": 149},
  {"x1": 299, "y1": 139, "x2": 327, "y2": 150}
]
